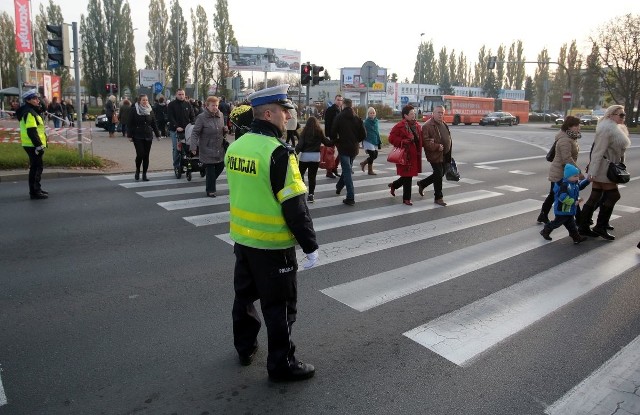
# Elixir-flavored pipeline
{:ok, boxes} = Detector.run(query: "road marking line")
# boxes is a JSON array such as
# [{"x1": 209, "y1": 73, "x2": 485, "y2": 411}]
[
  {"x1": 545, "y1": 334, "x2": 640, "y2": 415},
  {"x1": 119, "y1": 177, "x2": 205, "y2": 188},
  {"x1": 495, "y1": 185, "x2": 528, "y2": 192},
  {"x1": 474, "y1": 165, "x2": 500, "y2": 170},
  {"x1": 218, "y1": 199, "x2": 540, "y2": 274},
  {"x1": 403, "y1": 231, "x2": 640, "y2": 367},
  {"x1": 0, "y1": 370, "x2": 7, "y2": 406},
  {"x1": 322, "y1": 226, "x2": 562, "y2": 311},
  {"x1": 508, "y1": 170, "x2": 536, "y2": 175}
]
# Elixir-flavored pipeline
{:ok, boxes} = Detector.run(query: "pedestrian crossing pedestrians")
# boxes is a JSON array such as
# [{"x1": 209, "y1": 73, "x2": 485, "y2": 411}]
[{"x1": 106, "y1": 160, "x2": 640, "y2": 413}]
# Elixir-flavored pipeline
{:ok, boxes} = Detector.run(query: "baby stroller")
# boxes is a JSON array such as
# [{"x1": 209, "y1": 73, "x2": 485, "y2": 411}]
[{"x1": 175, "y1": 125, "x2": 206, "y2": 181}]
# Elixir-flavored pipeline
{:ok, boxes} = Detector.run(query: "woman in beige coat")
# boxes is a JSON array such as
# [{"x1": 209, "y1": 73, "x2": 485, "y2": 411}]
[
  {"x1": 578, "y1": 105, "x2": 631, "y2": 240},
  {"x1": 537, "y1": 116, "x2": 583, "y2": 224}
]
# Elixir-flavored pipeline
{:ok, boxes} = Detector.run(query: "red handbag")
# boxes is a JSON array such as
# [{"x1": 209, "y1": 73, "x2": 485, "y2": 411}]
[
  {"x1": 319, "y1": 145, "x2": 336, "y2": 170},
  {"x1": 387, "y1": 146, "x2": 409, "y2": 165}
]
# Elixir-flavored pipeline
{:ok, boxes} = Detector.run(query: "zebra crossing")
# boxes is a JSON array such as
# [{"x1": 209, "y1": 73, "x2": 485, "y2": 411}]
[{"x1": 106, "y1": 161, "x2": 640, "y2": 414}]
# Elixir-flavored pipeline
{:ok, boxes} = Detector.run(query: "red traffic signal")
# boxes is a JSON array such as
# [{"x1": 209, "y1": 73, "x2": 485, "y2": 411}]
[
  {"x1": 105, "y1": 83, "x2": 118, "y2": 93},
  {"x1": 300, "y1": 63, "x2": 312, "y2": 85}
]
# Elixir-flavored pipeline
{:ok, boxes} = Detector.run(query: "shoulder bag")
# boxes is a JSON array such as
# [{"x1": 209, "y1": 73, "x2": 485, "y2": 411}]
[
  {"x1": 605, "y1": 157, "x2": 630, "y2": 183},
  {"x1": 546, "y1": 142, "x2": 556, "y2": 162},
  {"x1": 387, "y1": 145, "x2": 409, "y2": 165}
]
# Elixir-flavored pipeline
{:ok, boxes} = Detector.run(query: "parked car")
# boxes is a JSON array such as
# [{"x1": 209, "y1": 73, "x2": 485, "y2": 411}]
[
  {"x1": 479, "y1": 111, "x2": 517, "y2": 126},
  {"x1": 96, "y1": 114, "x2": 109, "y2": 130},
  {"x1": 580, "y1": 115, "x2": 600, "y2": 125},
  {"x1": 555, "y1": 117, "x2": 564, "y2": 125}
]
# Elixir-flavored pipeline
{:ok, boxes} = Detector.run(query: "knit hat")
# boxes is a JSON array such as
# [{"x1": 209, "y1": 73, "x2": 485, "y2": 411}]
[{"x1": 564, "y1": 164, "x2": 580, "y2": 179}]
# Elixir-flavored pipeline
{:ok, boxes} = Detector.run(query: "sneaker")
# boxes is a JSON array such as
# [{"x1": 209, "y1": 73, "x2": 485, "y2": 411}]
[
  {"x1": 269, "y1": 361, "x2": 315, "y2": 382},
  {"x1": 307, "y1": 194, "x2": 314, "y2": 203},
  {"x1": 342, "y1": 198, "x2": 355, "y2": 206}
]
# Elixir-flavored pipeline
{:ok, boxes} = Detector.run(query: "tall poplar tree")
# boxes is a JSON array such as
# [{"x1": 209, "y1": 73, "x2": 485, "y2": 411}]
[
  {"x1": 34, "y1": 4, "x2": 48, "y2": 70},
  {"x1": 582, "y1": 43, "x2": 601, "y2": 108},
  {"x1": 144, "y1": 0, "x2": 169, "y2": 72},
  {"x1": 167, "y1": 0, "x2": 190, "y2": 91},
  {"x1": 533, "y1": 48, "x2": 551, "y2": 111},
  {"x1": 0, "y1": 12, "x2": 22, "y2": 89},
  {"x1": 213, "y1": 0, "x2": 236, "y2": 97},
  {"x1": 191, "y1": 5, "x2": 213, "y2": 99},
  {"x1": 80, "y1": 0, "x2": 108, "y2": 98}
]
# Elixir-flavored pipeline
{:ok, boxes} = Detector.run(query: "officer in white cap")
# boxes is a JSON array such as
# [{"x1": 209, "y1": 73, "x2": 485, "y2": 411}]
[
  {"x1": 224, "y1": 84, "x2": 319, "y2": 382},
  {"x1": 17, "y1": 89, "x2": 49, "y2": 199}
]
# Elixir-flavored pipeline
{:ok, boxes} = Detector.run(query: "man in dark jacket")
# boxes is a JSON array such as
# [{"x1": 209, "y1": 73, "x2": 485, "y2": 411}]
[
  {"x1": 153, "y1": 95, "x2": 168, "y2": 137},
  {"x1": 331, "y1": 98, "x2": 366, "y2": 205},
  {"x1": 167, "y1": 89, "x2": 195, "y2": 174},
  {"x1": 323, "y1": 94, "x2": 343, "y2": 178}
]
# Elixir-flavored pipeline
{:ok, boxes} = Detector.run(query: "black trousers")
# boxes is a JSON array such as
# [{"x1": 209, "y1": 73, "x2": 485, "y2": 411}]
[
  {"x1": 417, "y1": 162, "x2": 445, "y2": 200},
  {"x1": 23, "y1": 146, "x2": 44, "y2": 194},
  {"x1": 391, "y1": 176, "x2": 413, "y2": 200},
  {"x1": 133, "y1": 139, "x2": 152, "y2": 173},
  {"x1": 298, "y1": 161, "x2": 320, "y2": 195},
  {"x1": 232, "y1": 244, "x2": 298, "y2": 373}
]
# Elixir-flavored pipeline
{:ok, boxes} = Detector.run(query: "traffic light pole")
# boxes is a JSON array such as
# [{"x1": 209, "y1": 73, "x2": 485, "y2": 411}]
[{"x1": 72, "y1": 22, "x2": 83, "y2": 159}]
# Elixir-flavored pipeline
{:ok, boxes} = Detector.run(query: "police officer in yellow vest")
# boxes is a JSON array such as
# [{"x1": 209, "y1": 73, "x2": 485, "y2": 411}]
[
  {"x1": 18, "y1": 89, "x2": 48, "y2": 200},
  {"x1": 225, "y1": 84, "x2": 319, "y2": 382}
]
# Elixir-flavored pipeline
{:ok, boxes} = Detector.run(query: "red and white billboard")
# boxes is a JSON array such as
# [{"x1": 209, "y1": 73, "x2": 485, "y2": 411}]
[{"x1": 14, "y1": 0, "x2": 33, "y2": 53}]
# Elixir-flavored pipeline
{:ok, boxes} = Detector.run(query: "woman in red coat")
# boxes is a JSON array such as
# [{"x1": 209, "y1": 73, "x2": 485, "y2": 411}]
[{"x1": 388, "y1": 105, "x2": 423, "y2": 205}]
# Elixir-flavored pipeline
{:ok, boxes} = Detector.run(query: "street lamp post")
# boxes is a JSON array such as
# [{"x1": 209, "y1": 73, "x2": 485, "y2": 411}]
[{"x1": 418, "y1": 33, "x2": 424, "y2": 112}]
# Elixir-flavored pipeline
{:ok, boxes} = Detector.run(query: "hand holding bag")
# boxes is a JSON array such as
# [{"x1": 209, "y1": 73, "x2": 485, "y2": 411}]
[
  {"x1": 320, "y1": 145, "x2": 336, "y2": 170},
  {"x1": 445, "y1": 158, "x2": 461, "y2": 181},
  {"x1": 387, "y1": 145, "x2": 409, "y2": 165}
]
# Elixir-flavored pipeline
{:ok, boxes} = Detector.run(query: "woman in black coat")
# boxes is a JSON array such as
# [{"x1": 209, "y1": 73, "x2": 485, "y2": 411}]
[
  {"x1": 127, "y1": 94, "x2": 160, "y2": 181},
  {"x1": 295, "y1": 116, "x2": 333, "y2": 203}
]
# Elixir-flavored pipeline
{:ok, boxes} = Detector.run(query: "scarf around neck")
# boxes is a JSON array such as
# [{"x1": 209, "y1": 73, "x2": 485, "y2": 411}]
[
  {"x1": 135, "y1": 102, "x2": 152, "y2": 116},
  {"x1": 566, "y1": 130, "x2": 581, "y2": 139}
]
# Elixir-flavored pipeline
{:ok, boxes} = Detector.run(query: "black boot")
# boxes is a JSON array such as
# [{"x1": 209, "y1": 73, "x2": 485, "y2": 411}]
[
  {"x1": 578, "y1": 203, "x2": 599, "y2": 237},
  {"x1": 536, "y1": 210, "x2": 550, "y2": 224},
  {"x1": 142, "y1": 173, "x2": 150, "y2": 182},
  {"x1": 540, "y1": 227, "x2": 552, "y2": 240},
  {"x1": 134, "y1": 170, "x2": 140, "y2": 181},
  {"x1": 593, "y1": 206, "x2": 615, "y2": 240},
  {"x1": 569, "y1": 231, "x2": 587, "y2": 244}
]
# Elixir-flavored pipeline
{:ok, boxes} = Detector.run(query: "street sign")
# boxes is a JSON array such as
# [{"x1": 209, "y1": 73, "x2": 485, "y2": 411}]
[
  {"x1": 153, "y1": 82, "x2": 163, "y2": 94},
  {"x1": 360, "y1": 61, "x2": 379, "y2": 87},
  {"x1": 401, "y1": 96, "x2": 409, "y2": 105},
  {"x1": 562, "y1": 92, "x2": 572, "y2": 102}
]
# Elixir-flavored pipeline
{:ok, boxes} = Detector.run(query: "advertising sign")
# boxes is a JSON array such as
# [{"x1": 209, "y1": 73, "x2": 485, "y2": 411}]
[
  {"x1": 14, "y1": 0, "x2": 33, "y2": 53},
  {"x1": 139, "y1": 69, "x2": 165, "y2": 87},
  {"x1": 341, "y1": 67, "x2": 387, "y2": 92},
  {"x1": 229, "y1": 47, "x2": 301, "y2": 73}
]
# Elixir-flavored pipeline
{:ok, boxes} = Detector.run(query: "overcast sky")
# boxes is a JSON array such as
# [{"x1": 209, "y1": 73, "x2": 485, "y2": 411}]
[{"x1": 4, "y1": 0, "x2": 640, "y2": 82}]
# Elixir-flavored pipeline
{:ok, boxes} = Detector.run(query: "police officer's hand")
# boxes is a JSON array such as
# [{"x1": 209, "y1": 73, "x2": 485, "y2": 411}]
[
  {"x1": 35, "y1": 146, "x2": 44, "y2": 156},
  {"x1": 303, "y1": 250, "x2": 319, "y2": 269}
]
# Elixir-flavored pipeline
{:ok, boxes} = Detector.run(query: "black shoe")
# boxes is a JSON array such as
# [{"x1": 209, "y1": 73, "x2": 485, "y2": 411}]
[
  {"x1": 326, "y1": 172, "x2": 336, "y2": 179},
  {"x1": 578, "y1": 226, "x2": 600, "y2": 237},
  {"x1": 336, "y1": 187, "x2": 342, "y2": 195},
  {"x1": 606, "y1": 224, "x2": 614, "y2": 231},
  {"x1": 307, "y1": 194, "x2": 314, "y2": 203},
  {"x1": 30, "y1": 192, "x2": 48, "y2": 200},
  {"x1": 39, "y1": 189, "x2": 49, "y2": 195},
  {"x1": 343, "y1": 198, "x2": 355, "y2": 206},
  {"x1": 592, "y1": 226, "x2": 615, "y2": 240},
  {"x1": 134, "y1": 172, "x2": 140, "y2": 181},
  {"x1": 268, "y1": 361, "x2": 315, "y2": 382},
  {"x1": 539, "y1": 228, "x2": 552, "y2": 241},
  {"x1": 238, "y1": 345, "x2": 258, "y2": 366},
  {"x1": 418, "y1": 181, "x2": 426, "y2": 197},
  {"x1": 570, "y1": 232, "x2": 587, "y2": 244},
  {"x1": 142, "y1": 175, "x2": 150, "y2": 182},
  {"x1": 536, "y1": 211, "x2": 549, "y2": 224}
]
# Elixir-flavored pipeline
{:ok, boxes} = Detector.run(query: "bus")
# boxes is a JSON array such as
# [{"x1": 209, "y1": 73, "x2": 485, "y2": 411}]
[
  {"x1": 422, "y1": 95, "x2": 529, "y2": 125},
  {"x1": 496, "y1": 99, "x2": 530, "y2": 124}
]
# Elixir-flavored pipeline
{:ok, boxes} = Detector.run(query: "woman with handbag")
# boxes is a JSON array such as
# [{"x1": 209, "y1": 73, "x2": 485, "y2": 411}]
[
  {"x1": 578, "y1": 105, "x2": 631, "y2": 240},
  {"x1": 387, "y1": 105, "x2": 422, "y2": 206},
  {"x1": 536, "y1": 116, "x2": 583, "y2": 224},
  {"x1": 295, "y1": 116, "x2": 333, "y2": 203}
]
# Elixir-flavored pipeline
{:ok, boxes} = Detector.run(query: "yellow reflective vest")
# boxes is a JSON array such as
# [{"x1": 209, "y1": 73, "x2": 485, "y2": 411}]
[
  {"x1": 20, "y1": 109, "x2": 47, "y2": 148},
  {"x1": 225, "y1": 132, "x2": 307, "y2": 249}
]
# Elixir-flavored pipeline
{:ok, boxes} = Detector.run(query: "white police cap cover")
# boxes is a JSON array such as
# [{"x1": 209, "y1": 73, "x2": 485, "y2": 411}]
[
  {"x1": 248, "y1": 84, "x2": 294, "y2": 109},
  {"x1": 22, "y1": 89, "x2": 39, "y2": 100}
]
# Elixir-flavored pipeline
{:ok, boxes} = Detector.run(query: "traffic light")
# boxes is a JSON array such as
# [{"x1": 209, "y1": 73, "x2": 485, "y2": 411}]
[
  {"x1": 105, "y1": 83, "x2": 118, "y2": 93},
  {"x1": 301, "y1": 63, "x2": 312, "y2": 85},
  {"x1": 312, "y1": 65, "x2": 324, "y2": 86},
  {"x1": 46, "y1": 23, "x2": 70, "y2": 68},
  {"x1": 487, "y1": 56, "x2": 497, "y2": 70}
]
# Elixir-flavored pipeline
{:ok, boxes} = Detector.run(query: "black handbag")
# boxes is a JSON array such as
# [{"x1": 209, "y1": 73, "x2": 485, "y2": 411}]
[
  {"x1": 546, "y1": 142, "x2": 556, "y2": 162},
  {"x1": 606, "y1": 159, "x2": 630, "y2": 183},
  {"x1": 445, "y1": 158, "x2": 461, "y2": 181}
]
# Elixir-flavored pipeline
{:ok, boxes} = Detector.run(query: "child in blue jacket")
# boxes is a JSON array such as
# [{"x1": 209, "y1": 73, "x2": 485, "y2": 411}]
[{"x1": 540, "y1": 164, "x2": 590, "y2": 244}]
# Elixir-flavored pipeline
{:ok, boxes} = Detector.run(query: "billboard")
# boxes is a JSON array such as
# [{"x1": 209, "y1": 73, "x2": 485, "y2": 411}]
[
  {"x1": 341, "y1": 67, "x2": 387, "y2": 92},
  {"x1": 139, "y1": 69, "x2": 166, "y2": 87},
  {"x1": 229, "y1": 47, "x2": 301, "y2": 73}
]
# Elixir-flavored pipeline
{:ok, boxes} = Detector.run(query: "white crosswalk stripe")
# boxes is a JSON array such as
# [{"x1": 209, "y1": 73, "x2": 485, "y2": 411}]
[{"x1": 109, "y1": 158, "x2": 640, "y2": 407}]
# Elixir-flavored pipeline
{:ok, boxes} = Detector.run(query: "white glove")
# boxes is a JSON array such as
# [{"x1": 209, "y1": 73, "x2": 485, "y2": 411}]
[
  {"x1": 35, "y1": 146, "x2": 44, "y2": 155},
  {"x1": 302, "y1": 250, "x2": 319, "y2": 269}
]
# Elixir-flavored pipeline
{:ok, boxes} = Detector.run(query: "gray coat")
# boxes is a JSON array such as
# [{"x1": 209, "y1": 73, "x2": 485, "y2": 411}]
[{"x1": 190, "y1": 109, "x2": 226, "y2": 164}]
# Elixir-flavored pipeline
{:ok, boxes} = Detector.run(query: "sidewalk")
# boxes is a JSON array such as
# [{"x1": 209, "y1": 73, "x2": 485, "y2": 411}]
[{"x1": 0, "y1": 128, "x2": 175, "y2": 182}]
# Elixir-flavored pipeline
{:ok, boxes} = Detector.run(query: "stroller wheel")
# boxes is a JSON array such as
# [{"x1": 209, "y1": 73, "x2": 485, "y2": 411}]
[
  {"x1": 200, "y1": 169, "x2": 206, "y2": 177},
  {"x1": 174, "y1": 167, "x2": 182, "y2": 179},
  {"x1": 187, "y1": 171, "x2": 192, "y2": 181}
]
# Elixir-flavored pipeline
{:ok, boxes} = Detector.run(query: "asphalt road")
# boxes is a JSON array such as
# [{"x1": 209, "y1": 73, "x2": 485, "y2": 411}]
[{"x1": 2, "y1": 124, "x2": 640, "y2": 415}]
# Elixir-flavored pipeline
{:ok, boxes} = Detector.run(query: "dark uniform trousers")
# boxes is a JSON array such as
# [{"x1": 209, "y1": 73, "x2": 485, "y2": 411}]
[
  {"x1": 232, "y1": 243, "x2": 298, "y2": 373},
  {"x1": 24, "y1": 147, "x2": 44, "y2": 194}
]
